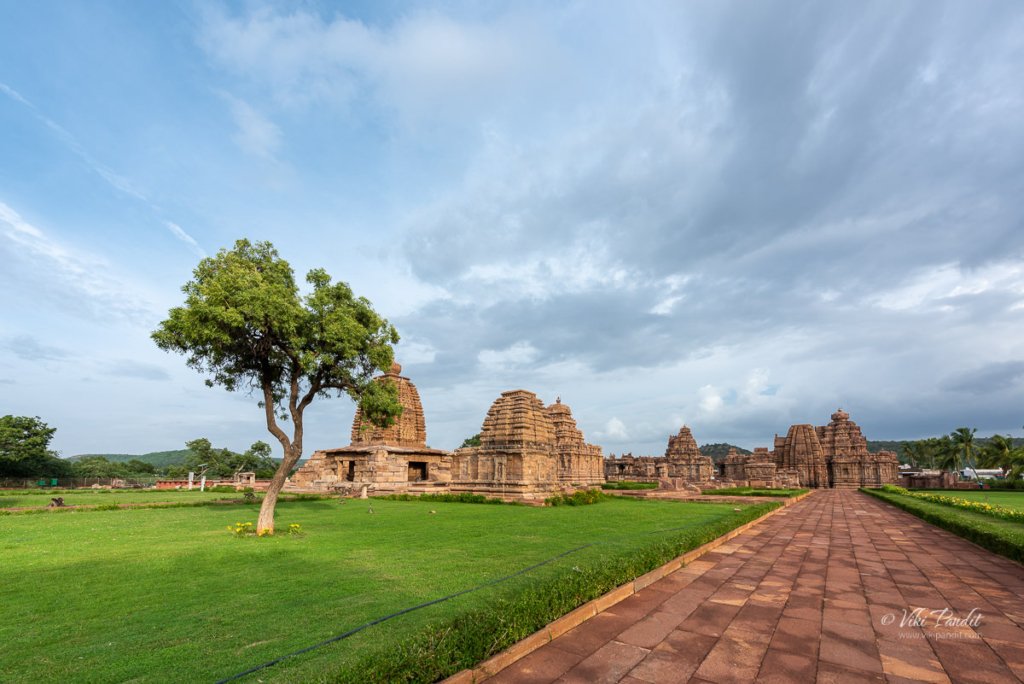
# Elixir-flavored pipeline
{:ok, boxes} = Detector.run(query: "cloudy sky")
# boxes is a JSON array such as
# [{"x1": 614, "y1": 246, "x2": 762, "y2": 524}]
[{"x1": 2, "y1": 1, "x2": 1023, "y2": 459}]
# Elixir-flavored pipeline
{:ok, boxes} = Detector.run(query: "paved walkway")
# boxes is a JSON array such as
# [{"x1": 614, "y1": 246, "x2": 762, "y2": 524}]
[{"x1": 489, "y1": 490, "x2": 1024, "y2": 683}]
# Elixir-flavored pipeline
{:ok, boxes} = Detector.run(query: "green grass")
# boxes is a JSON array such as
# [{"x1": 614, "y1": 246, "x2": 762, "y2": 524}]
[
  {"x1": 703, "y1": 487, "x2": 808, "y2": 498},
  {"x1": 862, "y1": 488, "x2": 1024, "y2": 563},
  {"x1": 0, "y1": 496, "x2": 774, "y2": 683},
  {"x1": 601, "y1": 481, "x2": 659, "y2": 490},
  {"x1": 916, "y1": 489, "x2": 1024, "y2": 511},
  {"x1": 0, "y1": 489, "x2": 245, "y2": 509}
]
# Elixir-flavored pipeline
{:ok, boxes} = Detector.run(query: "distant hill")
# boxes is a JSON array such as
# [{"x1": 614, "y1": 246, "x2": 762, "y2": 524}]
[
  {"x1": 69, "y1": 449, "x2": 194, "y2": 468},
  {"x1": 700, "y1": 443, "x2": 752, "y2": 462},
  {"x1": 68, "y1": 449, "x2": 306, "y2": 470}
]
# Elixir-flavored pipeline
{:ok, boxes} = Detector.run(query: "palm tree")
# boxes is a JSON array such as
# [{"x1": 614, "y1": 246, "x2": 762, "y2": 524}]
[
  {"x1": 951, "y1": 427, "x2": 977, "y2": 476},
  {"x1": 980, "y1": 434, "x2": 1014, "y2": 470}
]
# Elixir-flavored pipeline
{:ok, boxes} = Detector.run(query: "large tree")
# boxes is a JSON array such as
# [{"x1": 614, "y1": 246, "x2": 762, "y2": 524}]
[
  {"x1": 0, "y1": 415, "x2": 71, "y2": 478},
  {"x1": 153, "y1": 239, "x2": 402, "y2": 534}
]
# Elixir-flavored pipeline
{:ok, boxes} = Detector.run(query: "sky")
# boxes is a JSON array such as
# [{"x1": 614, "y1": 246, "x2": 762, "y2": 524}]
[{"x1": 2, "y1": 1, "x2": 1023, "y2": 459}]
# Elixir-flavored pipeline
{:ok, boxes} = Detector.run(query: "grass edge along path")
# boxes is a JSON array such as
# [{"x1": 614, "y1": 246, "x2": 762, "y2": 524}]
[
  {"x1": 224, "y1": 497, "x2": 787, "y2": 683},
  {"x1": 861, "y1": 487, "x2": 1024, "y2": 564},
  {"x1": 701, "y1": 486, "x2": 808, "y2": 498},
  {"x1": 440, "y1": 490, "x2": 814, "y2": 684}
]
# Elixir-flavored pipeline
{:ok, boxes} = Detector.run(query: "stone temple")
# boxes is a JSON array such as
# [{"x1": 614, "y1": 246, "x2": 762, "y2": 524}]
[
  {"x1": 759, "y1": 409, "x2": 898, "y2": 488},
  {"x1": 291, "y1": 362, "x2": 453, "y2": 492},
  {"x1": 604, "y1": 425, "x2": 714, "y2": 486},
  {"x1": 451, "y1": 390, "x2": 605, "y2": 500},
  {"x1": 293, "y1": 369, "x2": 604, "y2": 499}
]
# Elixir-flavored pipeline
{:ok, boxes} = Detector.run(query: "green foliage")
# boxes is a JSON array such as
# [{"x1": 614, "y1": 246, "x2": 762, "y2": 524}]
[
  {"x1": 0, "y1": 415, "x2": 71, "y2": 478},
  {"x1": 704, "y1": 487, "x2": 808, "y2": 498},
  {"x1": 71, "y1": 449, "x2": 195, "y2": 470},
  {"x1": 699, "y1": 443, "x2": 751, "y2": 460},
  {"x1": 601, "y1": 481, "x2": 659, "y2": 490},
  {"x1": 459, "y1": 433, "x2": 482, "y2": 449},
  {"x1": 151, "y1": 239, "x2": 400, "y2": 424},
  {"x1": 545, "y1": 489, "x2": 608, "y2": 506},
  {"x1": 179, "y1": 438, "x2": 278, "y2": 479},
  {"x1": 862, "y1": 487, "x2": 1024, "y2": 563},
  {"x1": 152, "y1": 239, "x2": 402, "y2": 532}
]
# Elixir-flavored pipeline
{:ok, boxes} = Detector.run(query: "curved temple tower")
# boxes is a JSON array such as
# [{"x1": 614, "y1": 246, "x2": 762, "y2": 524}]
[{"x1": 291, "y1": 362, "x2": 452, "y2": 491}]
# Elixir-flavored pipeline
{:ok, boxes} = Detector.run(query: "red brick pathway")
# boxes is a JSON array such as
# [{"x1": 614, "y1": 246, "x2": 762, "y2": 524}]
[{"x1": 488, "y1": 490, "x2": 1024, "y2": 683}]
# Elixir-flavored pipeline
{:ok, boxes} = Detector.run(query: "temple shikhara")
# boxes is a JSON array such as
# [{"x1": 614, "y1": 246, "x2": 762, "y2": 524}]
[
  {"x1": 293, "y1": 361, "x2": 896, "y2": 497},
  {"x1": 604, "y1": 426, "x2": 714, "y2": 488},
  {"x1": 292, "y1": 367, "x2": 605, "y2": 500},
  {"x1": 291, "y1": 363, "x2": 453, "y2": 491},
  {"x1": 604, "y1": 409, "x2": 897, "y2": 490}
]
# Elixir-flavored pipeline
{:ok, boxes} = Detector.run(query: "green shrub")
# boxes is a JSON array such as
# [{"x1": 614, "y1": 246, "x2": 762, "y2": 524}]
[
  {"x1": 862, "y1": 488, "x2": 1024, "y2": 563},
  {"x1": 601, "y1": 481, "x2": 659, "y2": 490},
  {"x1": 704, "y1": 487, "x2": 808, "y2": 498},
  {"x1": 95, "y1": 503, "x2": 120, "y2": 511},
  {"x1": 545, "y1": 489, "x2": 608, "y2": 506}
]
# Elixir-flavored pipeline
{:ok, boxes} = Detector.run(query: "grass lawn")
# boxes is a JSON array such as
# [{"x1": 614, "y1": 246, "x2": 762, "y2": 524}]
[
  {"x1": 0, "y1": 496, "x2": 774, "y2": 683},
  {"x1": 703, "y1": 487, "x2": 808, "y2": 498},
  {"x1": 862, "y1": 488, "x2": 1024, "y2": 563},
  {"x1": 920, "y1": 489, "x2": 1024, "y2": 511},
  {"x1": 0, "y1": 489, "x2": 246, "y2": 508}
]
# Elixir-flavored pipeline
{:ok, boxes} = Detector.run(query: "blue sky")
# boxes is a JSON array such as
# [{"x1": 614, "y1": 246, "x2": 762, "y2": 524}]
[{"x1": 2, "y1": 1, "x2": 1023, "y2": 458}]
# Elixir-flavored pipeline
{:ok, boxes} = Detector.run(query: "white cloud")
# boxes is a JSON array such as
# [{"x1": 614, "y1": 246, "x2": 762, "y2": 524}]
[
  {"x1": 199, "y1": 8, "x2": 554, "y2": 120},
  {"x1": 226, "y1": 96, "x2": 282, "y2": 159},
  {"x1": 698, "y1": 384, "x2": 724, "y2": 414},
  {"x1": 0, "y1": 202, "x2": 154, "y2": 322},
  {"x1": 163, "y1": 222, "x2": 206, "y2": 258},
  {"x1": 477, "y1": 341, "x2": 539, "y2": 369},
  {"x1": 868, "y1": 260, "x2": 1024, "y2": 312},
  {"x1": 598, "y1": 417, "x2": 629, "y2": 441}
]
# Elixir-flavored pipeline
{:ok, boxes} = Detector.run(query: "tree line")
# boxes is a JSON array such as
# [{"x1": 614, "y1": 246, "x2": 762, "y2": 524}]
[
  {"x1": 900, "y1": 427, "x2": 1024, "y2": 479},
  {"x1": 1, "y1": 415, "x2": 278, "y2": 480}
]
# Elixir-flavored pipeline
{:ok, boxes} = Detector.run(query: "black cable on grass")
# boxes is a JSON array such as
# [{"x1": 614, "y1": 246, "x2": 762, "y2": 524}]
[
  {"x1": 215, "y1": 543, "x2": 593, "y2": 683},
  {"x1": 217, "y1": 501, "x2": 774, "y2": 683}
]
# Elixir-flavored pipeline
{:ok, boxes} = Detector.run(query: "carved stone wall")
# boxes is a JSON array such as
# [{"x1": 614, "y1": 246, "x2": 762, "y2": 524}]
[
  {"x1": 767, "y1": 409, "x2": 898, "y2": 489},
  {"x1": 776, "y1": 424, "x2": 829, "y2": 488},
  {"x1": 292, "y1": 361, "x2": 451, "y2": 492},
  {"x1": 545, "y1": 398, "x2": 605, "y2": 485},
  {"x1": 603, "y1": 425, "x2": 712, "y2": 483},
  {"x1": 450, "y1": 389, "x2": 561, "y2": 498},
  {"x1": 350, "y1": 362, "x2": 427, "y2": 448}
]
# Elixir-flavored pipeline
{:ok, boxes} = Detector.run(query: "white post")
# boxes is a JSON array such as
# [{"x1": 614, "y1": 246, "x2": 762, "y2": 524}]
[
  {"x1": 188, "y1": 472, "x2": 194, "y2": 491},
  {"x1": 200, "y1": 475, "x2": 207, "y2": 492}
]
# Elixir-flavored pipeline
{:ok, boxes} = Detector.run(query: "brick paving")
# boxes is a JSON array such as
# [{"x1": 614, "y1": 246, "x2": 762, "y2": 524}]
[{"x1": 489, "y1": 490, "x2": 1024, "y2": 683}]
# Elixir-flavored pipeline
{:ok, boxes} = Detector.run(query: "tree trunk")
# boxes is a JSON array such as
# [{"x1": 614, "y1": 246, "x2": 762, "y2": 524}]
[{"x1": 256, "y1": 445, "x2": 301, "y2": 535}]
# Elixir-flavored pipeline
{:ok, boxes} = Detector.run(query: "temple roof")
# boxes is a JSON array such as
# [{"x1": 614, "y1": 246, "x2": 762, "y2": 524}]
[
  {"x1": 478, "y1": 389, "x2": 555, "y2": 448},
  {"x1": 350, "y1": 361, "x2": 428, "y2": 448}
]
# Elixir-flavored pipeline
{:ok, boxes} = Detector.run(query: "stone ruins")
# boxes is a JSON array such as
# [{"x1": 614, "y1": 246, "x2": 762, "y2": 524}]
[
  {"x1": 451, "y1": 390, "x2": 605, "y2": 500},
  {"x1": 292, "y1": 362, "x2": 453, "y2": 492},
  {"x1": 752, "y1": 409, "x2": 898, "y2": 488},
  {"x1": 293, "y1": 367, "x2": 604, "y2": 500},
  {"x1": 604, "y1": 409, "x2": 897, "y2": 490},
  {"x1": 604, "y1": 426, "x2": 714, "y2": 487},
  {"x1": 294, "y1": 360, "x2": 896, "y2": 496}
]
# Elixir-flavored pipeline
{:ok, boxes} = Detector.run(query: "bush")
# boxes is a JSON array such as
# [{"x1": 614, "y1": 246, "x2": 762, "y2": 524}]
[
  {"x1": 862, "y1": 488, "x2": 1024, "y2": 563},
  {"x1": 983, "y1": 479, "x2": 1024, "y2": 490},
  {"x1": 704, "y1": 487, "x2": 808, "y2": 498},
  {"x1": 601, "y1": 481, "x2": 658, "y2": 490},
  {"x1": 545, "y1": 489, "x2": 608, "y2": 507}
]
